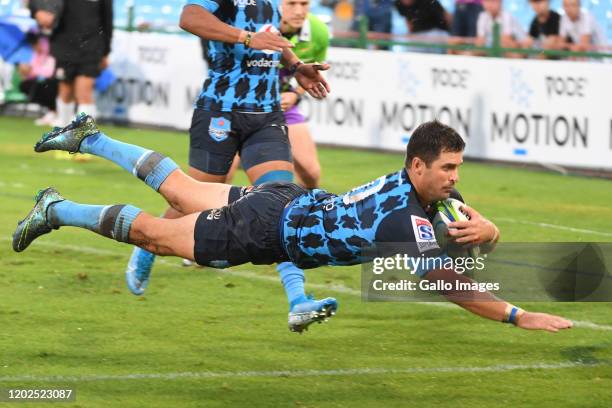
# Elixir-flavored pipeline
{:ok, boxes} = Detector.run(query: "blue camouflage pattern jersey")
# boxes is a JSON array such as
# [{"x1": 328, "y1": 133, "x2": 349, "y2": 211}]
[
  {"x1": 187, "y1": 0, "x2": 282, "y2": 112},
  {"x1": 281, "y1": 169, "x2": 443, "y2": 270}
]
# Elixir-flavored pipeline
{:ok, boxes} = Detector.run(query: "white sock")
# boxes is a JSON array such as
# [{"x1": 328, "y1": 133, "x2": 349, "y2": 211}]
[
  {"x1": 78, "y1": 103, "x2": 97, "y2": 118},
  {"x1": 56, "y1": 99, "x2": 75, "y2": 126}
]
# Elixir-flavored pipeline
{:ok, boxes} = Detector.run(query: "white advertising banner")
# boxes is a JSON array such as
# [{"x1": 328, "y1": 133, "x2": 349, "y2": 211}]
[
  {"x1": 99, "y1": 32, "x2": 612, "y2": 170},
  {"x1": 97, "y1": 31, "x2": 205, "y2": 129},
  {"x1": 301, "y1": 48, "x2": 612, "y2": 170}
]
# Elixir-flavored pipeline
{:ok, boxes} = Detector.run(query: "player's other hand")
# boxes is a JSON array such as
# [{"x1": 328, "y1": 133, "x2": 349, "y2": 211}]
[
  {"x1": 281, "y1": 92, "x2": 299, "y2": 111},
  {"x1": 295, "y1": 63, "x2": 330, "y2": 99},
  {"x1": 447, "y1": 205, "x2": 498, "y2": 245},
  {"x1": 249, "y1": 32, "x2": 293, "y2": 52},
  {"x1": 516, "y1": 312, "x2": 573, "y2": 333}
]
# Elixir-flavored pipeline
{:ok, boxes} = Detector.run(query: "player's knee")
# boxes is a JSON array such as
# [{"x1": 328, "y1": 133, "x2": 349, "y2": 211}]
[{"x1": 299, "y1": 164, "x2": 321, "y2": 189}]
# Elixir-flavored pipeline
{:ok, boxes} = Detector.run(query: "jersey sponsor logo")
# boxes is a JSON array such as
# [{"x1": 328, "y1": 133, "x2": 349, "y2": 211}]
[
  {"x1": 209, "y1": 117, "x2": 231, "y2": 142},
  {"x1": 246, "y1": 58, "x2": 281, "y2": 68},
  {"x1": 410, "y1": 215, "x2": 439, "y2": 253},
  {"x1": 234, "y1": 0, "x2": 256, "y2": 7}
]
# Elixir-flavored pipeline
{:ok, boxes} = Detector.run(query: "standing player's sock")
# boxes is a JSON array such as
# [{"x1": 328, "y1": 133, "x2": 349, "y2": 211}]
[
  {"x1": 277, "y1": 262, "x2": 307, "y2": 309},
  {"x1": 78, "y1": 103, "x2": 97, "y2": 118},
  {"x1": 56, "y1": 99, "x2": 75, "y2": 126},
  {"x1": 80, "y1": 133, "x2": 178, "y2": 191},
  {"x1": 49, "y1": 200, "x2": 141, "y2": 243}
]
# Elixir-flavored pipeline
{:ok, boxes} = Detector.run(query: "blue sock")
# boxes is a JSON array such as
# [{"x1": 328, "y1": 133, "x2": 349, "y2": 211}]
[
  {"x1": 80, "y1": 132, "x2": 178, "y2": 191},
  {"x1": 49, "y1": 200, "x2": 141, "y2": 243},
  {"x1": 277, "y1": 262, "x2": 307, "y2": 309}
]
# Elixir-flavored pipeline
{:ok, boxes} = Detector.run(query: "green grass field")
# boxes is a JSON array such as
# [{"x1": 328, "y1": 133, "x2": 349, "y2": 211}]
[{"x1": 0, "y1": 115, "x2": 611, "y2": 408}]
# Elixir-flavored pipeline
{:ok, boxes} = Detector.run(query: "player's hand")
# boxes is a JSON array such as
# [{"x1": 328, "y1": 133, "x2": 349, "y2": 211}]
[
  {"x1": 447, "y1": 205, "x2": 498, "y2": 245},
  {"x1": 295, "y1": 63, "x2": 330, "y2": 99},
  {"x1": 280, "y1": 92, "x2": 299, "y2": 111},
  {"x1": 249, "y1": 32, "x2": 293, "y2": 52},
  {"x1": 516, "y1": 312, "x2": 573, "y2": 332}
]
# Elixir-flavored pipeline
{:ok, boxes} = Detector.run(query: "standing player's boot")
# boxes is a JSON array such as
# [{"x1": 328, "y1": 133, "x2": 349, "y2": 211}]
[
  {"x1": 13, "y1": 188, "x2": 65, "y2": 252},
  {"x1": 125, "y1": 247, "x2": 156, "y2": 296},
  {"x1": 34, "y1": 113, "x2": 100, "y2": 154},
  {"x1": 288, "y1": 295, "x2": 338, "y2": 333}
]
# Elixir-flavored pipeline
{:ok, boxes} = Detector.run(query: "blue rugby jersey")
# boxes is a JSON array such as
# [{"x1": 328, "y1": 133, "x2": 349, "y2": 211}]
[
  {"x1": 281, "y1": 169, "x2": 444, "y2": 270},
  {"x1": 187, "y1": 0, "x2": 282, "y2": 112}
]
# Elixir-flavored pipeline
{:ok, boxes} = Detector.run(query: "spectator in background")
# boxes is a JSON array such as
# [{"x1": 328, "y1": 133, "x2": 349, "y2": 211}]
[
  {"x1": 523, "y1": 0, "x2": 560, "y2": 51},
  {"x1": 17, "y1": 31, "x2": 58, "y2": 125},
  {"x1": 452, "y1": 0, "x2": 483, "y2": 39},
  {"x1": 29, "y1": 0, "x2": 113, "y2": 126},
  {"x1": 475, "y1": 0, "x2": 526, "y2": 54},
  {"x1": 558, "y1": 0, "x2": 606, "y2": 52},
  {"x1": 395, "y1": 0, "x2": 451, "y2": 52},
  {"x1": 352, "y1": 0, "x2": 394, "y2": 48}
]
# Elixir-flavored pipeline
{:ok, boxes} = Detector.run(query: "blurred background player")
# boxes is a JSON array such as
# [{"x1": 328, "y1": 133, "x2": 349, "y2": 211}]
[
  {"x1": 29, "y1": 0, "x2": 112, "y2": 126},
  {"x1": 125, "y1": 0, "x2": 331, "y2": 320},
  {"x1": 227, "y1": 0, "x2": 330, "y2": 188}
]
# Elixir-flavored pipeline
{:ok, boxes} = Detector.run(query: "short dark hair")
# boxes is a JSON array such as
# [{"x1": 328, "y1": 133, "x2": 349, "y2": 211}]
[{"x1": 405, "y1": 121, "x2": 465, "y2": 167}]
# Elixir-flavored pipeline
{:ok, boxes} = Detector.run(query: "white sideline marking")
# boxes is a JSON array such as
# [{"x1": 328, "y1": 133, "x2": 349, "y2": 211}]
[
  {"x1": 494, "y1": 217, "x2": 612, "y2": 237},
  {"x1": 3, "y1": 237, "x2": 612, "y2": 331},
  {"x1": 0, "y1": 361, "x2": 606, "y2": 383}
]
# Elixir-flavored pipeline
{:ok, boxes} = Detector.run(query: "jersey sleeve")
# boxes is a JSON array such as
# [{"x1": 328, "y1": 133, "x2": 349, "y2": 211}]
[{"x1": 185, "y1": 0, "x2": 221, "y2": 14}]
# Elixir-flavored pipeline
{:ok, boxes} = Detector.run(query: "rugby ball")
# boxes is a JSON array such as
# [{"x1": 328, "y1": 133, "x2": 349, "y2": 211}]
[{"x1": 432, "y1": 198, "x2": 480, "y2": 258}]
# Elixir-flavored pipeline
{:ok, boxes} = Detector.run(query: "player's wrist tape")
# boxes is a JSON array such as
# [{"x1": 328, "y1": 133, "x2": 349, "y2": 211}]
[
  {"x1": 503, "y1": 304, "x2": 525, "y2": 325},
  {"x1": 289, "y1": 60, "x2": 304, "y2": 74}
]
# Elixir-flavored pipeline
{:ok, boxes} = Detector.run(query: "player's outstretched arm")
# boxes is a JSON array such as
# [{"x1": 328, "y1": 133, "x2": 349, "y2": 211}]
[
  {"x1": 425, "y1": 268, "x2": 573, "y2": 333},
  {"x1": 180, "y1": 5, "x2": 292, "y2": 52},
  {"x1": 282, "y1": 50, "x2": 331, "y2": 99}
]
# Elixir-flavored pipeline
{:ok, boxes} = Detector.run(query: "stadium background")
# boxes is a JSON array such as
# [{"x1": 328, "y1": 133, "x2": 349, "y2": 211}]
[{"x1": 0, "y1": 1, "x2": 611, "y2": 407}]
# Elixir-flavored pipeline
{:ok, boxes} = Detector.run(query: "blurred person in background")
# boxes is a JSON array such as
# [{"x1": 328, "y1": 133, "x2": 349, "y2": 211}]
[
  {"x1": 523, "y1": 0, "x2": 560, "y2": 52},
  {"x1": 451, "y1": 0, "x2": 482, "y2": 40},
  {"x1": 395, "y1": 0, "x2": 451, "y2": 52},
  {"x1": 475, "y1": 0, "x2": 526, "y2": 55},
  {"x1": 558, "y1": 0, "x2": 606, "y2": 52},
  {"x1": 29, "y1": 0, "x2": 113, "y2": 126},
  {"x1": 17, "y1": 31, "x2": 58, "y2": 125},
  {"x1": 352, "y1": 0, "x2": 394, "y2": 49}
]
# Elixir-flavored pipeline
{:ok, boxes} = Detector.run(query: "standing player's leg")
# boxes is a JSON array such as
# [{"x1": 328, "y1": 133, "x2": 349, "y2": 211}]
[
  {"x1": 239, "y1": 112, "x2": 336, "y2": 330},
  {"x1": 285, "y1": 113, "x2": 321, "y2": 189}
]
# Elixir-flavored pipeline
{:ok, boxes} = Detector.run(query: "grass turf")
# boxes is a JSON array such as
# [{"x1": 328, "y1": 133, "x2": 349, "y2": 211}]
[{"x1": 0, "y1": 116, "x2": 611, "y2": 407}]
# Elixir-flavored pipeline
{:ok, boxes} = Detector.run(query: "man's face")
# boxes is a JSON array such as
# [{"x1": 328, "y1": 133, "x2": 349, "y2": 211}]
[
  {"x1": 529, "y1": 0, "x2": 550, "y2": 17},
  {"x1": 416, "y1": 151, "x2": 463, "y2": 203},
  {"x1": 483, "y1": 0, "x2": 502, "y2": 16},
  {"x1": 563, "y1": 0, "x2": 580, "y2": 21},
  {"x1": 282, "y1": 0, "x2": 310, "y2": 30}
]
